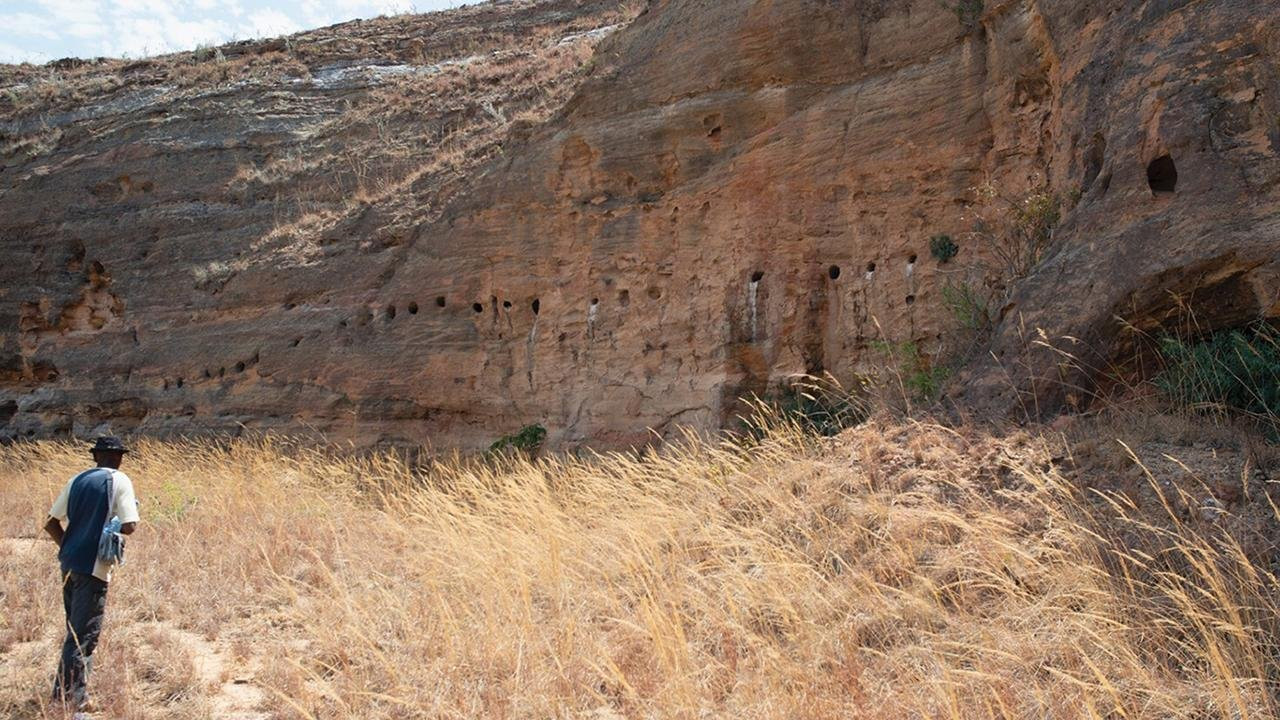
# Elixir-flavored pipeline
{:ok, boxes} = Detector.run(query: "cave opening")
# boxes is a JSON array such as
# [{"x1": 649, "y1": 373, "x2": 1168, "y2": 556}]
[
  {"x1": 436, "y1": 296, "x2": 447, "y2": 308},
  {"x1": 407, "y1": 302, "x2": 419, "y2": 315},
  {"x1": 1082, "y1": 133, "x2": 1107, "y2": 194},
  {"x1": 385, "y1": 305, "x2": 396, "y2": 320},
  {"x1": 750, "y1": 270, "x2": 764, "y2": 283},
  {"x1": 532, "y1": 299, "x2": 541, "y2": 315},
  {"x1": 1148, "y1": 154, "x2": 1178, "y2": 194},
  {"x1": 472, "y1": 302, "x2": 483, "y2": 313},
  {"x1": 828, "y1": 265, "x2": 841, "y2": 280}
]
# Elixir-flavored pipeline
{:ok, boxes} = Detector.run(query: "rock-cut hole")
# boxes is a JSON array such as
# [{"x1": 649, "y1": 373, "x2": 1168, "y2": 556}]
[
  {"x1": 407, "y1": 302, "x2": 418, "y2": 315},
  {"x1": 472, "y1": 302, "x2": 483, "y2": 313},
  {"x1": 436, "y1": 296, "x2": 446, "y2": 308},
  {"x1": 385, "y1": 305, "x2": 396, "y2": 320},
  {"x1": 1147, "y1": 154, "x2": 1178, "y2": 194},
  {"x1": 532, "y1": 299, "x2": 541, "y2": 315},
  {"x1": 828, "y1": 265, "x2": 841, "y2": 280},
  {"x1": 750, "y1": 271, "x2": 764, "y2": 283}
]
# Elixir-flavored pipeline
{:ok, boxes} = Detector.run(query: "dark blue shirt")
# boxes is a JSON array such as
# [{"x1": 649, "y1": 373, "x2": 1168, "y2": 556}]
[{"x1": 56, "y1": 469, "x2": 112, "y2": 576}]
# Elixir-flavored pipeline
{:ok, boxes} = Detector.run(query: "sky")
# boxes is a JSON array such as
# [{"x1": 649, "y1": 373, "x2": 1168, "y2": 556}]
[{"x1": 0, "y1": 0, "x2": 473, "y2": 64}]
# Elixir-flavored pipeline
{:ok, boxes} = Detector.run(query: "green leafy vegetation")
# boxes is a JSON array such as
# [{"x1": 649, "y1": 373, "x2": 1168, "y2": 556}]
[
  {"x1": 1155, "y1": 323, "x2": 1280, "y2": 427},
  {"x1": 929, "y1": 183, "x2": 1063, "y2": 363},
  {"x1": 488, "y1": 423, "x2": 548, "y2": 455},
  {"x1": 741, "y1": 375, "x2": 869, "y2": 440},
  {"x1": 969, "y1": 185, "x2": 1062, "y2": 282},
  {"x1": 872, "y1": 340, "x2": 951, "y2": 403},
  {"x1": 941, "y1": 0, "x2": 984, "y2": 32},
  {"x1": 776, "y1": 377, "x2": 869, "y2": 437},
  {"x1": 930, "y1": 234, "x2": 959, "y2": 264},
  {"x1": 191, "y1": 44, "x2": 225, "y2": 64},
  {"x1": 941, "y1": 281, "x2": 991, "y2": 333}
]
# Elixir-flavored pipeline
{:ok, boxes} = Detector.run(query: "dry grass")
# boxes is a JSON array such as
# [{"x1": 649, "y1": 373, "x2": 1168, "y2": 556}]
[
  {"x1": 2, "y1": 413, "x2": 1279, "y2": 719},
  {"x1": 230, "y1": 19, "x2": 612, "y2": 265}
]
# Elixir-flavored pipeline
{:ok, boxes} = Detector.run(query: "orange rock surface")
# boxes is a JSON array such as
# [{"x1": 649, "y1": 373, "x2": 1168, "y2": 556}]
[{"x1": 3, "y1": 0, "x2": 1278, "y2": 448}]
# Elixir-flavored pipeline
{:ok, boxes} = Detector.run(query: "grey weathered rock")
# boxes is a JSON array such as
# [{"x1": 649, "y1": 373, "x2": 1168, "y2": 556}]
[{"x1": 1199, "y1": 497, "x2": 1226, "y2": 523}]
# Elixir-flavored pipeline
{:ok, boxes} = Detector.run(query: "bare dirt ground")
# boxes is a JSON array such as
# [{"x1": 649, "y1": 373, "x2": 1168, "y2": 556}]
[
  {"x1": 160, "y1": 621, "x2": 268, "y2": 720},
  {"x1": 1, "y1": 538, "x2": 271, "y2": 719}
]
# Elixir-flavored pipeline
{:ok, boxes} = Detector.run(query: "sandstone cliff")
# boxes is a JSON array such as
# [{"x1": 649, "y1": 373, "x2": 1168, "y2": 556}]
[{"x1": 3, "y1": 0, "x2": 1278, "y2": 448}]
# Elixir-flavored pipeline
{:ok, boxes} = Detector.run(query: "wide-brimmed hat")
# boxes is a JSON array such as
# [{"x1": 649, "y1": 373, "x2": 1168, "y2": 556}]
[{"x1": 90, "y1": 436, "x2": 129, "y2": 453}]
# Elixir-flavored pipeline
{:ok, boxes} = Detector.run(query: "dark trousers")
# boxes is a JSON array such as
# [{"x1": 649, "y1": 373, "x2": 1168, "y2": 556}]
[{"x1": 52, "y1": 571, "x2": 108, "y2": 705}]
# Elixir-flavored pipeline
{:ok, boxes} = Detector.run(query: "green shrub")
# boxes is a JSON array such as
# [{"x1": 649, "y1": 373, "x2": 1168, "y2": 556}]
[
  {"x1": 941, "y1": 0, "x2": 984, "y2": 32},
  {"x1": 929, "y1": 234, "x2": 959, "y2": 264},
  {"x1": 740, "y1": 375, "x2": 869, "y2": 440},
  {"x1": 1155, "y1": 323, "x2": 1280, "y2": 426},
  {"x1": 488, "y1": 423, "x2": 547, "y2": 455},
  {"x1": 941, "y1": 282, "x2": 991, "y2": 332},
  {"x1": 192, "y1": 44, "x2": 224, "y2": 64},
  {"x1": 968, "y1": 185, "x2": 1062, "y2": 283},
  {"x1": 872, "y1": 340, "x2": 951, "y2": 403},
  {"x1": 776, "y1": 378, "x2": 869, "y2": 437},
  {"x1": 1013, "y1": 191, "x2": 1061, "y2": 250}
]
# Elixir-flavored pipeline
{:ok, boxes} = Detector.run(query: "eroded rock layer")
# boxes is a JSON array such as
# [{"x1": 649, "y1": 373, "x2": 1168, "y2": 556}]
[{"x1": 3, "y1": 0, "x2": 1278, "y2": 448}]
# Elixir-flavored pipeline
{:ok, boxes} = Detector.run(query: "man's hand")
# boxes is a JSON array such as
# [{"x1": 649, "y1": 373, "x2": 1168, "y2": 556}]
[
  {"x1": 43, "y1": 516, "x2": 64, "y2": 547},
  {"x1": 120, "y1": 522, "x2": 137, "y2": 536}
]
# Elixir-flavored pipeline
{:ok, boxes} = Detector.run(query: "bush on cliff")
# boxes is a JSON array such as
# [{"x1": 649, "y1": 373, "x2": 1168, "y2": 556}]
[
  {"x1": 1156, "y1": 322, "x2": 1280, "y2": 429},
  {"x1": 488, "y1": 423, "x2": 548, "y2": 455}
]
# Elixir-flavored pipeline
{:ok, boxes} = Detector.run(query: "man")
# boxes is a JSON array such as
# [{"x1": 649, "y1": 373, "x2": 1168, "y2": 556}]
[{"x1": 43, "y1": 436, "x2": 140, "y2": 711}]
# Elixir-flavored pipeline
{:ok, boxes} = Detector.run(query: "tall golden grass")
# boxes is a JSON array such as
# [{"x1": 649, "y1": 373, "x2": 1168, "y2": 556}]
[{"x1": 1, "y1": 413, "x2": 1278, "y2": 718}]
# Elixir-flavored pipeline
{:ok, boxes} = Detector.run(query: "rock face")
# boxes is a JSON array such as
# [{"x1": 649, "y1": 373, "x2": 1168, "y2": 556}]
[{"x1": 3, "y1": 0, "x2": 1278, "y2": 449}]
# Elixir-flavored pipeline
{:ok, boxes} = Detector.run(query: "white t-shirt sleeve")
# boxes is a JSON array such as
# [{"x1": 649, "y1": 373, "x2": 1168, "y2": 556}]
[
  {"x1": 112, "y1": 471, "x2": 140, "y2": 524},
  {"x1": 49, "y1": 477, "x2": 74, "y2": 521}
]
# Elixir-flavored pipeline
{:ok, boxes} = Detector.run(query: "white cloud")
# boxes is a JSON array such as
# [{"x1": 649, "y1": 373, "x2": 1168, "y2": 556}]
[
  {"x1": 247, "y1": 8, "x2": 300, "y2": 37},
  {"x1": 38, "y1": 0, "x2": 104, "y2": 26},
  {"x1": 0, "y1": 39, "x2": 48, "y2": 64},
  {"x1": 0, "y1": 11, "x2": 60, "y2": 39}
]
